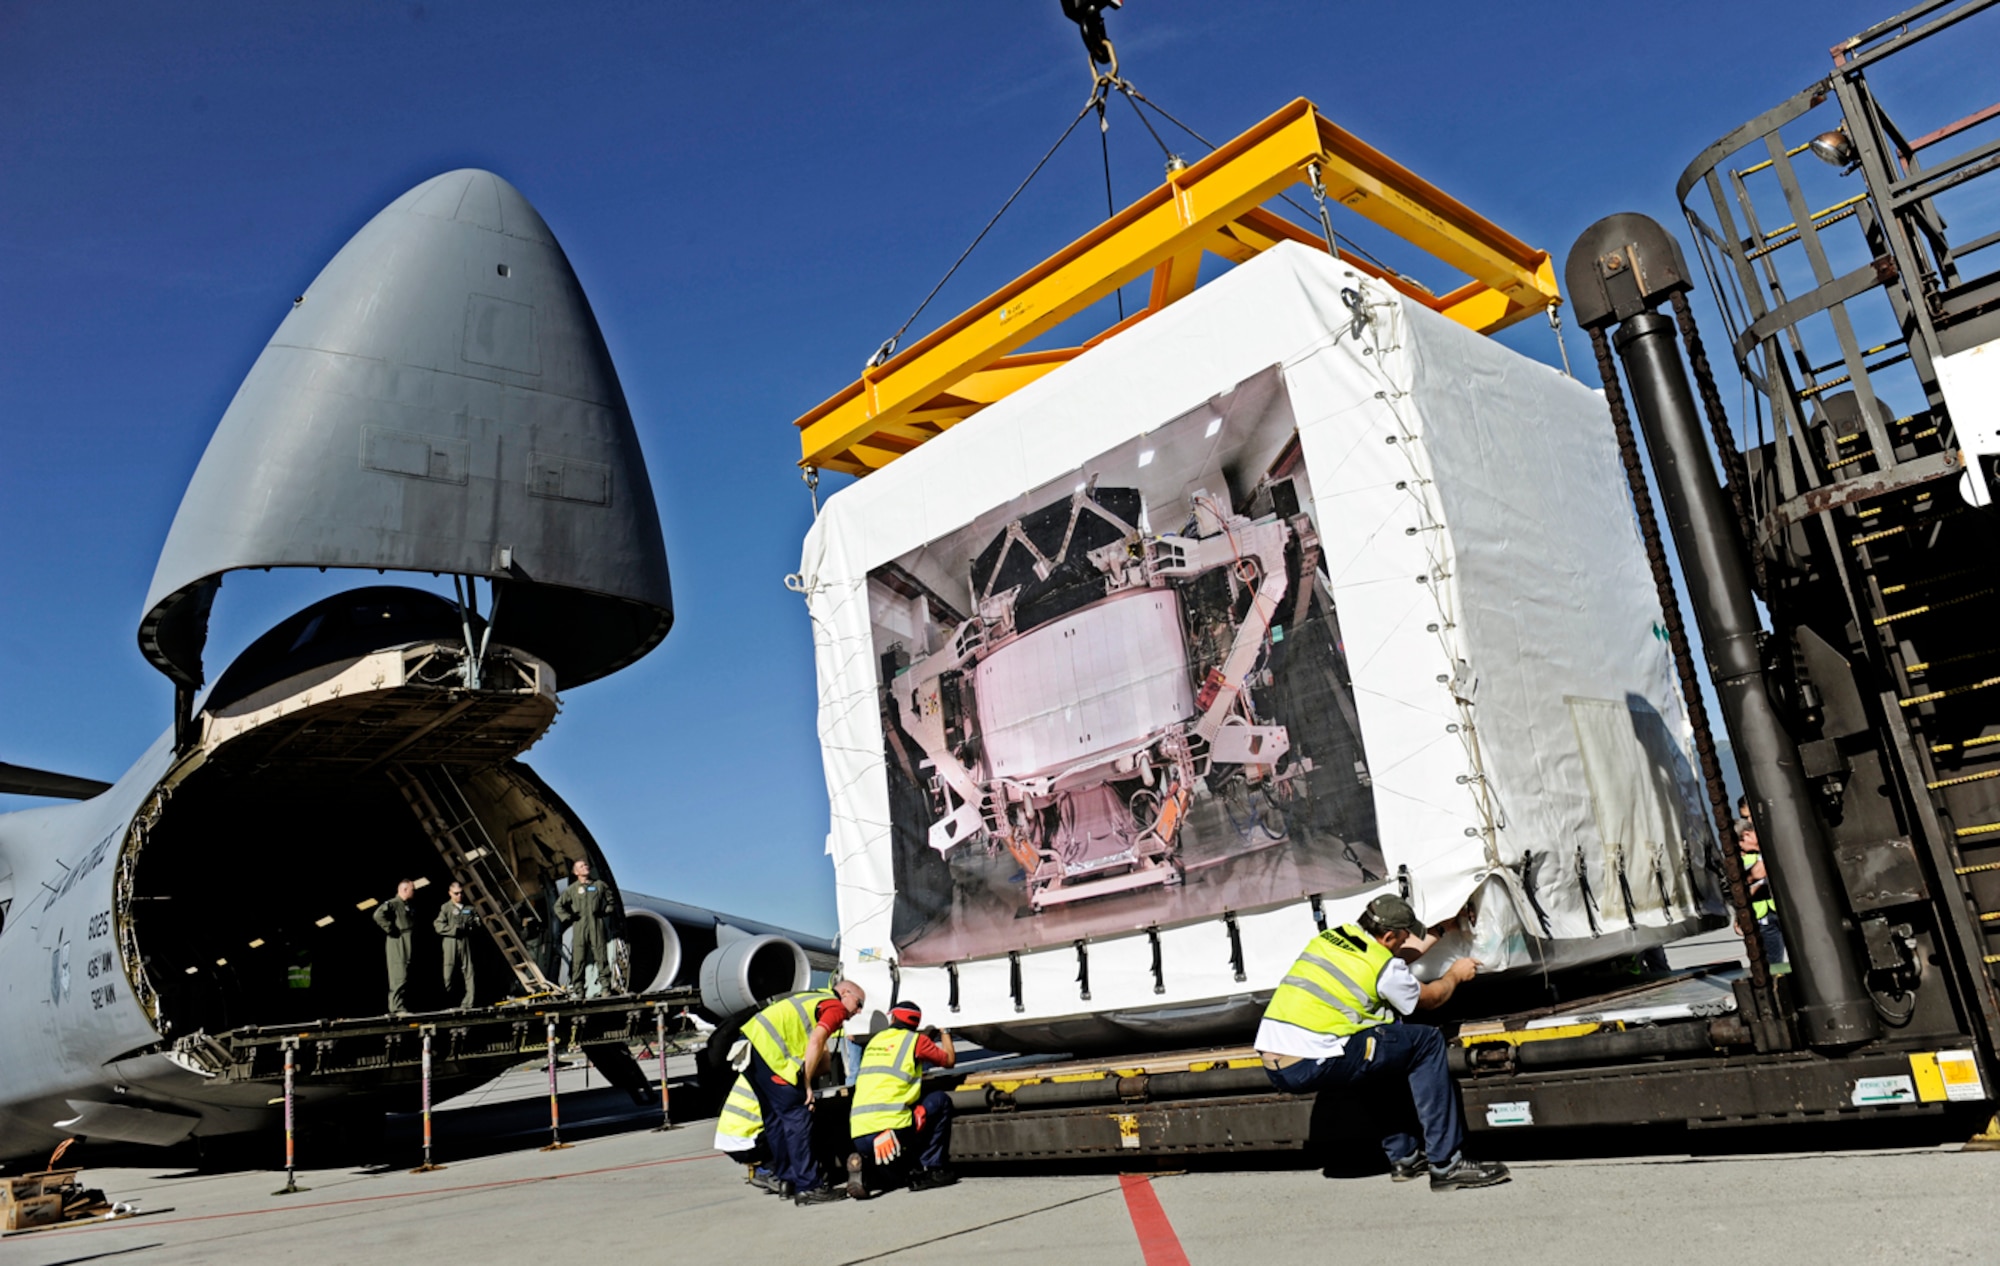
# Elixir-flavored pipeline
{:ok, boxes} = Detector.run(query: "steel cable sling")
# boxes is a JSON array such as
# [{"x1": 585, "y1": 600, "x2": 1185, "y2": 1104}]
[
  {"x1": 866, "y1": 55, "x2": 1409, "y2": 369},
  {"x1": 866, "y1": 90, "x2": 1104, "y2": 370}
]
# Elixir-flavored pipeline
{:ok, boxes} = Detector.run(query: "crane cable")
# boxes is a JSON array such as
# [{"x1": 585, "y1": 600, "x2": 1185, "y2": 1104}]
[
  {"x1": 867, "y1": 2, "x2": 1146, "y2": 368},
  {"x1": 1118, "y1": 84, "x2": 1417, "y2": 285},
  {"x1": 1095, "y1": 77, "x2": 1123, "y2": 321},
  {"x1": 866, "y1": 91, "x2": 1102, "y2": 371},
  {"x1": 867, "y1": 1, "x2": 1403, "y2": 371}
]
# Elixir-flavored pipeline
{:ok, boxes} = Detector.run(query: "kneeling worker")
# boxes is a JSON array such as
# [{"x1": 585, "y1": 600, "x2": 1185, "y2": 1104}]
[
  {"x1": 1256, "y1": 894, "x2": 1508, "y2": 1190},
  {"x1": 744, "y1": 978, "x2": 866, "y2": 1206},
  {"x1": 846, "y1": 1001, "x2": 957, "y2": 1198}
]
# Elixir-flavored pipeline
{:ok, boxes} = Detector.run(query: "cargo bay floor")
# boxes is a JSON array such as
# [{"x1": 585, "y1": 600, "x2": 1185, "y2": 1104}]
[{"x1": 9, "y1": 1054, "x2": 2000, "y2": 1264}]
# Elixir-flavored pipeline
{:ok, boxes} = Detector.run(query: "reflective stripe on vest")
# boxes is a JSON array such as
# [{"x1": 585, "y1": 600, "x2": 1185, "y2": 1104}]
[
  {"x1": 1262, "y1": 923, "x2": 1394, "y2": 1038},
  {"x1": 716, "y1": 1075, "x2": 763, "y2": 1141},
  {"x1": 745, "y1": 989, "x2": 836, "y2": 1083},
  {"x1": 1741, "y1": 851, "x2": 1776, "y2": 919},
  {"x1": 849, "y1": 1029, "x2": 922, "y2": 1136}
]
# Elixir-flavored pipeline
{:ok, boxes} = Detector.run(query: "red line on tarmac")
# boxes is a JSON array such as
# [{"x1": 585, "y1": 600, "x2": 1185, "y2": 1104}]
[
  {"x1": 33, "y1": 1150, "x2": 723, "y2": 1238},
  {"x1": 1118, "y1": 1174, "x2": 1191, "y2": 1266}
]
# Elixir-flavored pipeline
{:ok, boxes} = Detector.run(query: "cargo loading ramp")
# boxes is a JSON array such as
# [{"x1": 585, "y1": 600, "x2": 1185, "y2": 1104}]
[
  {"x1": 163, "y1": 987, "x2": 703, "y2": 1091},
  {"x1": 795, "y1": 97, "x2": 1561, "y2": 476}
]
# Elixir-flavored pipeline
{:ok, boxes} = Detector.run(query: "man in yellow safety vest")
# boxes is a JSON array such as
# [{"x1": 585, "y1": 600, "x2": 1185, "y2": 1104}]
[
  {"x1": 714, "y1": 1072, "x2": 786, "y2": 1194},
  {"x1": 744, "y1": 978, "x2": 865, "y2": 1206},
  {"x1": 1256, "y1": 894, "x2": 1508, "y2": 1191},
  {"x1": 844, "y1": 1001, "x2": 957, "y2": 1199},
  {"x1": 1737, "y1": 821, "x2": 1788, "y2": 966}
]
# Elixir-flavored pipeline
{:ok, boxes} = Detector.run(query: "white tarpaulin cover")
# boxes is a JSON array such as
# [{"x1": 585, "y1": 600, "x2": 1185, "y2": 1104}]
[{"x1": 799, "y1": 243, "x2": 1723, "y2": 1052}]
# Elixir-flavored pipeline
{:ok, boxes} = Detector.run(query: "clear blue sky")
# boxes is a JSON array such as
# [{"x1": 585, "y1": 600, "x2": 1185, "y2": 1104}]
[{"x1": 0, "y1": 1, "x2": 1977, "y2": 935}]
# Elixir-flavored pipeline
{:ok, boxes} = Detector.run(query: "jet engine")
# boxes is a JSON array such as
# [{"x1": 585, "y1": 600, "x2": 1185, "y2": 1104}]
[
  {"x1": 618, "y1": 892, "x2": 833, "y2": 1020},
  {"x1": 698, "y1": 933, "x2": 811, "y2": 1018}
]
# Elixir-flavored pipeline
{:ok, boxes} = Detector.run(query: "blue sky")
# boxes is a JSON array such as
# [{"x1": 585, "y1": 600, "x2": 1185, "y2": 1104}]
[{"x1": 1, "y1": 1, "x2": 1983, "y2": 935}]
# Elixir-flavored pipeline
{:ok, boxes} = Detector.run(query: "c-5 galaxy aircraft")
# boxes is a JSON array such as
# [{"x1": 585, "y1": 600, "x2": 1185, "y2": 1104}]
[{"x1": 0, "y1": 170, "x2": 829, "y2": 1161}]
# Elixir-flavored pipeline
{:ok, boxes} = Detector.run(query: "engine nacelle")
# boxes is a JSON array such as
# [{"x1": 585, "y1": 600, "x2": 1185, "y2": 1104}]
[
  {"x1": 698, "y1": 932, "x2": 809, "y2": 1019},
  {"x1": 622, "y1": 909, "x2": 684, "y2": 995}
]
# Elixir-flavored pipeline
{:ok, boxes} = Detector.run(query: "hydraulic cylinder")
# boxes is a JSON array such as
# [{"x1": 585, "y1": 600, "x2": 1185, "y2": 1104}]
[{"x1": 1611, "y1": 309, "x2": 1877, "y2": 1047}]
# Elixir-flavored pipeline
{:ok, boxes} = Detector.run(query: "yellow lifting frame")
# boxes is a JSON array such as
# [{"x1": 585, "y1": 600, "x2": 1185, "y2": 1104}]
[{"x1": 797, "y1": 96, "x2": 1560, "y2": 475}]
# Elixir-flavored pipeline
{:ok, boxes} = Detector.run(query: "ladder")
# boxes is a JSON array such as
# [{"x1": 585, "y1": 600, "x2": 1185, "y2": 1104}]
[
  {"x1": 387, "y1": 764, "x2": 555, "y2": 995},
  {"x1": 1833, "y1": 462, "x2": 2000, "y2": 1043}
]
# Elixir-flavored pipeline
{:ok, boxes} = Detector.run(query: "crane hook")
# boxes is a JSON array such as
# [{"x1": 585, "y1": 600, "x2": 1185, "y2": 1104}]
[{"x1": 1060, "y1": 0, "x2": 1122, "y2": 75}]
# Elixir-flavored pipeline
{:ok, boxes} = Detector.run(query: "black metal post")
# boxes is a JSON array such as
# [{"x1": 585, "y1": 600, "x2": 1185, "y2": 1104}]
[
  {"x1": 653, "y1": 1008, "x2": 674, "y2": 1132},
  {"x1": 1611, "y1": 310, "x2": 1878, "y2": 1047}
]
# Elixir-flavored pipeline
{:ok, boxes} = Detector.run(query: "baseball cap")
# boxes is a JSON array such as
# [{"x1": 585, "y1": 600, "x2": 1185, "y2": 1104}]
[
  {"x1": 1364, "y1": 894, "x2": 1428, "y2": 936},
  {"x1": 890, "y1": 1001, "x2": 924, "y2": 1029}
]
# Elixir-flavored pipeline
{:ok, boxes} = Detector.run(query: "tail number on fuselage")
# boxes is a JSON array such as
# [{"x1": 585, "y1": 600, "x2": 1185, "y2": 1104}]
[{"x1": 84, "y1": 910, "x2": 116, "y2": 1007}]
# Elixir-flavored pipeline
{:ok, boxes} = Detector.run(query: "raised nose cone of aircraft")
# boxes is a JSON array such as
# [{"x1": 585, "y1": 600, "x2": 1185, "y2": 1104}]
[{"x1": 140, "y1": 169, "x2": 672, "y2": 692}]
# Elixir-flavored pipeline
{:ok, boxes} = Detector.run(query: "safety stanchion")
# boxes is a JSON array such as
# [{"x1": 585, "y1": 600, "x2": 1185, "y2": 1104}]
[
  {"x1": 653, "y1": 1008, "x2": 675, "y2": 1131},
  {"x1": 411, "y1": 1027, "x2": 445, "y2": 1172},
  {"x1": 541, "y1": 1017, "x2": 572, "y2": 1151},
  {"x1": 272, "y1": 1039, "x2": 308, "y2": 1195}
]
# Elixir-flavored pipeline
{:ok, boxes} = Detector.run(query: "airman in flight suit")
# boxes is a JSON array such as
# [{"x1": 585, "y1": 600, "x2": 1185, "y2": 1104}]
[
  {"x1": 435, "y1": 881, "x2": 480, "y2": 1009},
  {"x1": 373, "y1": 879, "x2": 417, "y2": 1014},
  {"x1": 555, "y1": 859, "x2": 617, "y2": 998}
]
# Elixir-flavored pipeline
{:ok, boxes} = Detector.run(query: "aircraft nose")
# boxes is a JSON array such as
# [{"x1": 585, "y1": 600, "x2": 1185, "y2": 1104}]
[{"x1": 139, "y1": 166, "x2": 673, "y2": 694}]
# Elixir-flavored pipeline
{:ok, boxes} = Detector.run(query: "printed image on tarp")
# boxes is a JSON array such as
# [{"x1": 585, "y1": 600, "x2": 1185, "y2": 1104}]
[{"x1": 869, "y1": 366, "x2": 1384, "y2": 964}]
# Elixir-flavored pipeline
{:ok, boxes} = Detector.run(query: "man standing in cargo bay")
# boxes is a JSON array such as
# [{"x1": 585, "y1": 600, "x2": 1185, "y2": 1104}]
[
  {"x1": 435, "y1": 881, "x2": 479, "y2": 1009},
  {"x1": 555, "y1": 858, "x2": 617, "y2": 997},
  {"x1": 373, "y1": 879, "x2": 417, "y2": 1015},
  {"x1": 1256, "y1": 894, "x2": 1509, "y2": 1190}
]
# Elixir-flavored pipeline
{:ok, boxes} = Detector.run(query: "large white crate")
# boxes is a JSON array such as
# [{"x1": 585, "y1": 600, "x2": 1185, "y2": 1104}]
[{"x1": 800, "y1": 244, "x2": 1724, "y2": 1052}]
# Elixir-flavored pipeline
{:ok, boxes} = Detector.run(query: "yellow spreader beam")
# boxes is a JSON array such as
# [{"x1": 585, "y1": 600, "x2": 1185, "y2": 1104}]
[{"x1": 796, "y1": 97, "x2": 1560, "y2": 476}]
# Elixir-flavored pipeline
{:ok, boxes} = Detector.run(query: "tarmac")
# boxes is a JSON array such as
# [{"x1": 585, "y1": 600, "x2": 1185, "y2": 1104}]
[
  {"x1": 9, "y1": 934, "x2": 1992, "y2": 1264},
  {"x1": 7, "y1": 1049, "x2": 2000, "y2": 1266}
]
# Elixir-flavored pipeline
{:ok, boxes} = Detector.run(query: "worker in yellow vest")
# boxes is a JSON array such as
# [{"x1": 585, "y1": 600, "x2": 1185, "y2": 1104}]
[
  {"x1": 844, "y1": 1001, "x2": 957, "y2": 1199},
  {"x1": 714, "y1": 1072, "x2": 787, "y2": 1195},
  {"x1": 744, "y1": 978, "x2": 865, "y2": 1206},
  {"x1": 1736, "y1": 821, "x2": 1787, "y2": 966},
  {"x1": 1256, "y1": 894, "x2": 1508, "y2": 1191}
]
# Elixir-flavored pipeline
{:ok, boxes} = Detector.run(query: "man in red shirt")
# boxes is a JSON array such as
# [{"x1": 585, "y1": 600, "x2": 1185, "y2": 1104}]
[{"x1": 743, "y1": 979, "x2": 866, "y2": 1205}]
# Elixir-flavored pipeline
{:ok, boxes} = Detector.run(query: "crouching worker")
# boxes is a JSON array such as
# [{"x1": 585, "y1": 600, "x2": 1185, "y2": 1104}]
[
  {"x1": 846, "y1": 1001, "x2": 957, "y2": 1198},
  {"x1": 715, "y1": 1073, "x2": 787, "y2": 1196},
  {"x1": 744, "y1": 979, "x2": 865, "y2": 1206},
  {"x1": 1256, "y1": 894, "x2": 1509, "y2": 1191}
]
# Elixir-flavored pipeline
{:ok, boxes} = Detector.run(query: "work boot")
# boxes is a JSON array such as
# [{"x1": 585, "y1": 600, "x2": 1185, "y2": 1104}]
[
  {"x1": 1387, "y1": 1150, "x2": 1428, "y2": 1182},
  {"x1": 794, "y1": 1184, "x2": 848, "y2": 1206},
  {"x1": 1429, "y1": 1155, "x2": 1510, "y2": 1191},
  {"x1": 845, "y1": 1152, "x2": 869, "y2": 1201},
  {"x1": 747, "y1": 1168, "x2": 784, "y2": 1195},
  {"x1": 907, "y1": 1167, "x2": 959, "y2": 1191}
]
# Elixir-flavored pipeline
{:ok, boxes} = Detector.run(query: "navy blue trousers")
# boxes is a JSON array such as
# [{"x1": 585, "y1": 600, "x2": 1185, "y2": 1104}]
[
  {"x1": 1264, "y1": 1022, "x2": 1465, "y2": 1166},
  {"x1": 850, "y1": 1089, "x2": 954, "y2": 1182},
  {"x1": 747, "y1": 1049, "x2": 821, "y2": 1191},
  {"x1": 1757, "y1": 914, "x2": 1788, "y2": 966}
]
